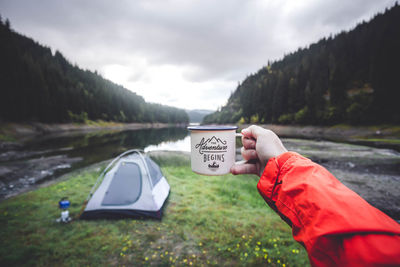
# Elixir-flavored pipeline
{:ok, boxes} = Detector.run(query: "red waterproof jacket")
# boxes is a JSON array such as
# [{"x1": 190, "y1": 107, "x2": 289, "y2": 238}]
[{"x1": 257, "y1": 152, "x2": 400, "y2": 266}]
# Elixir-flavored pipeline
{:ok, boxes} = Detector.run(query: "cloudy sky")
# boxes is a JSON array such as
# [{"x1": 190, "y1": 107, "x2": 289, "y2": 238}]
[{"x1": 0, "y1": 0, "x2": 396, "y2": 110}]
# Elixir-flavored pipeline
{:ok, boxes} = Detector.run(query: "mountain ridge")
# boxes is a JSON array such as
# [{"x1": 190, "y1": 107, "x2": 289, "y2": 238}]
[
  {"x1": 203, "y1": 3, "x2": 400, "y2": 125},
  {"x1": 0, "y1": 18, "x2": 189, "y2": 124}
]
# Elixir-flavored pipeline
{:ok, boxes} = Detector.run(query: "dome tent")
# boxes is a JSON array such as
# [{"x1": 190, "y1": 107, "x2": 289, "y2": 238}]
[{"x1": 80, "y1": 150, "x2": 170, "y2": 220}]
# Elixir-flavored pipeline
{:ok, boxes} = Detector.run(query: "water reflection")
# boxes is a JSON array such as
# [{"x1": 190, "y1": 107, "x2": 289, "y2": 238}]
[
  {"x1": 145, "y1": 136, "x2": 191, "y2": 152},
  {"x1": 0, "y1": 127, "x2": 188, "y2": 199}
]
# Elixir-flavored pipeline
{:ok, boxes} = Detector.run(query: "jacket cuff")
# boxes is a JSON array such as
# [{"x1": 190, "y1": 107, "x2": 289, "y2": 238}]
[{"x1": 257, "y1": 152, "x2": 297, "y2": 202}]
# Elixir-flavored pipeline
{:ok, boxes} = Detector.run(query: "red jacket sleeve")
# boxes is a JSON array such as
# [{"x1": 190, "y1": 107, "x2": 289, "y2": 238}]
[{"x1": 257, "y1": 152, "x2": 400, "y2": 267}]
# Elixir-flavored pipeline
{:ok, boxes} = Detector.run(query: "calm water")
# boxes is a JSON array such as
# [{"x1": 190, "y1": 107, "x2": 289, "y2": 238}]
[{"x1": 0, "y1": 127, "x2": 189, "y2": 199}]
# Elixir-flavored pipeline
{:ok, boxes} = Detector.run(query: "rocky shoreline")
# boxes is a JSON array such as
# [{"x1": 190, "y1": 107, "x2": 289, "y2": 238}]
[
  {"x1": 1, "y1": 121, "x2": 183, "y2": 137},
  {"x1": 1, "y1": 122, "x2": 399, "y2": 142},
  {"x1": 239, "y1": 124, "x2": 400, "y2": 152},
  {"x1": 0, "y1": 122, "x2": 186, "y2": 150},
  {"x1": 239, "y1": 123, "x2": 399, "y2": 139}
]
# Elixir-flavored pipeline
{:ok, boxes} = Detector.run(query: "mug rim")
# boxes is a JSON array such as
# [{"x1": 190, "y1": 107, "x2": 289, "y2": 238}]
[{"x1": 187, "y1": 125, "x2": 238, "y2": 131}]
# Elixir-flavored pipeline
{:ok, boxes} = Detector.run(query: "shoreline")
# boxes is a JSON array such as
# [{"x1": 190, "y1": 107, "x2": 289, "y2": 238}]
[
  {"x1": 239, "y1": 123, "x2": 400, "y2": 139},
  {"x1": 239, "y1": 124, "x2": 400, "y2": 152},
  {"x1": 0, "y1": 121, "x2": 187, "y2": 145},
  {"x1": 1, "y1": 122, "x2": 399, "y2": 151}
]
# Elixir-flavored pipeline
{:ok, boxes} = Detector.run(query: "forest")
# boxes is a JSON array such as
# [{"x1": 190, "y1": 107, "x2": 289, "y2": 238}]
[
  {"x1": 204, "y1": 4, "x2": 400, "y2": 125},
  {"x1": 0, "y1": 18, "x2": 188, "y2": 124}
]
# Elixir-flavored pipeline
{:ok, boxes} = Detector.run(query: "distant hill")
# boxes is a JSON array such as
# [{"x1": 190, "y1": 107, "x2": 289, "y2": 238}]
[
  {"x1": 204, "y1": 4, "x2": 400, "y2": 125},
  {"x1": 0, "y1": 18, "x2": 188, "y2": 124},
  {"x1": 186, "y1": 109, "x2": 214, "y2": 123}
]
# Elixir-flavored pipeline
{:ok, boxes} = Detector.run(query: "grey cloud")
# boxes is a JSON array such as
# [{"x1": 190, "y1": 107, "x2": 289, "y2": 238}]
[{"x1": 0, "y1": 0, "x2": 397, "y2": 108}]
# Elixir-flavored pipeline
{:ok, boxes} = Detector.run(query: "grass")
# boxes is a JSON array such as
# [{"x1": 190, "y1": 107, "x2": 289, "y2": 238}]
[{"x1": 0, "y1": 153, "x2": 308, "y2": 266}]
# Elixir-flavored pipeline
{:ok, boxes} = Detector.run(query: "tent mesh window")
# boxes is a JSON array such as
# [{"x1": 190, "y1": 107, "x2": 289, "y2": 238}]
[
  {"x1": 101, "y1": 162, "x2": 142, "y2": 206},
  {"x1": 145, "y1": 157, "x2": 163, "y2": 186}
]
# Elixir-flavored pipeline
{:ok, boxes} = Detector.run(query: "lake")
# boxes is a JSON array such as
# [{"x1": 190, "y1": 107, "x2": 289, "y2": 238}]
[
  {"x1": 0, "y1": 127, "x2": 188, "y2": 200},
  {"x1": 0, "y1": 126, "x2": 399, "y2": 221}
]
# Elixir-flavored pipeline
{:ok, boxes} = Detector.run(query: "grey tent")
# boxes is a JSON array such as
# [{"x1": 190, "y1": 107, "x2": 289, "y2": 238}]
[{"x1": 80, "y1": 150, "x2": 170, "y2": 220}]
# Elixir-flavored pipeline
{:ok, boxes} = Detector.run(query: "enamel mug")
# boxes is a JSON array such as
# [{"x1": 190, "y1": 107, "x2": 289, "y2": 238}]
[{"x1": 187, "y1": 125, "x2": 240, "y2": 175}]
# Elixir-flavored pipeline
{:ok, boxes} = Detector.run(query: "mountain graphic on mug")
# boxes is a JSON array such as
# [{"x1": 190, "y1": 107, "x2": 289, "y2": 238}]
[{"x1": 195, "y1": 136, "x2": 228, "y2": 154}]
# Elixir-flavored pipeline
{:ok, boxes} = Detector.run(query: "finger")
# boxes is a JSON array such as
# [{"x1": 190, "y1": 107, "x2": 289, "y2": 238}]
[
  {"x1": 242, "y1": 136, "x2": 256, "y2": 149},
  {"x1": 230, "y1": 163, "x2": 258, "y2": 175},
  {"x1": 241, "y1": 147, "x2": 258, "y2": 161},
  {"x1": 242, "y1": 125, "x2": 270, "y2": 140}
]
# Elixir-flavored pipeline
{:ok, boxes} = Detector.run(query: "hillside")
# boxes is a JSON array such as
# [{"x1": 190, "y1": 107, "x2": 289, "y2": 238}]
[
  {"x1": 0, "y1": 19, "x2": 188, "y2": 124},
  {"x1": 186, "y1": 109, "x2": 214, "y2": 123},
  {"x1": 204, "y1": 4, "x2": 400, "y2": 125}
]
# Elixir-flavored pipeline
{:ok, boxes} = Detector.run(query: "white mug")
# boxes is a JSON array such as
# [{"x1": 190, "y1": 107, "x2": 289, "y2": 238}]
[{"x1": 187, "y1": 125, "x2": 241, "y2": 175}]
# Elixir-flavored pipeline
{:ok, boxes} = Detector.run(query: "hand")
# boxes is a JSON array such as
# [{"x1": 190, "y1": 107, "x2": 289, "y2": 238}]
[{"x1": 230, "y1": 125, "x2": 288, "y2": 176}]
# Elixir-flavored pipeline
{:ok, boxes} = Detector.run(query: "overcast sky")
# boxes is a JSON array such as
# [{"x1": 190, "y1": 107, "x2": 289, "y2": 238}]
[{"x1": 0, "y1": 0, "x2": 396, "y2": 110}]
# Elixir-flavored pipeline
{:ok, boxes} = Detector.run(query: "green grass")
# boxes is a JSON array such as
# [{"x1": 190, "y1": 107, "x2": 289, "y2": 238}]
[{"x1": 0, "y1": 153, "x2": 308, "y2": 266}]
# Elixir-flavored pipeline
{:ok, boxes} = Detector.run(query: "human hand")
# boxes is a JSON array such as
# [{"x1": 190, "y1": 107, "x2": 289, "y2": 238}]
[{"x1": 230, "y1": 125, "x2": 288, "y2": 176}]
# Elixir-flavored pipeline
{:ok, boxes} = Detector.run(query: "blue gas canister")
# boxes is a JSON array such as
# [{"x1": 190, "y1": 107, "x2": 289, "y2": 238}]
[
  {"x1": 57, "y1": 198, "x2": 72, "y2": 223},
  {"x1": 59, "y1": 199, "x2": 70, "y2": 209}
]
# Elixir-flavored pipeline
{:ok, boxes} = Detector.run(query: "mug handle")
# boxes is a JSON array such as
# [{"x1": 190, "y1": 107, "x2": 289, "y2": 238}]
[{"x1": 234, "y1": 132, "x2": 258, "y2": 165}]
